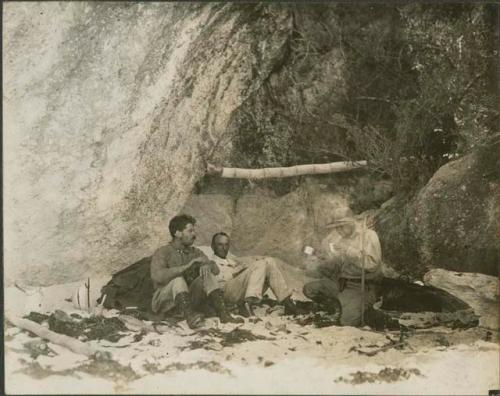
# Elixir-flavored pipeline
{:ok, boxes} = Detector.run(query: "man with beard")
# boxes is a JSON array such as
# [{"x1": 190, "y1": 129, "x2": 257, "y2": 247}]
[
  {"x1": 150, "y1": 214, "x2": 243, "y2": 328},
  {"x1": 302, "y1": 217, "x2": 382, "y2": 326}
]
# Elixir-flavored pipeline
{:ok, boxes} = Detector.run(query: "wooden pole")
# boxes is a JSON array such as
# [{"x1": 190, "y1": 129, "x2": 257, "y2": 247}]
[
  {"x1": 86, "y1": 277, "x2": 91, "y2": 313},
  {"x1": 5, "y1": 314, "x2": 101, "y2": 358},
  {"x1": 360, "y1": 216, "x2": 367, "y2": 327},
  {"x1": 206, "y1": 161, "x2": 367, "y2": 179}
]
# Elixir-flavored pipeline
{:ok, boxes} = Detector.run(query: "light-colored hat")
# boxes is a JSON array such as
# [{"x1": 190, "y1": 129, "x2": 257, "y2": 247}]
[{"x1": 325, "y1": 217, "x2": 356, "y2": 229}]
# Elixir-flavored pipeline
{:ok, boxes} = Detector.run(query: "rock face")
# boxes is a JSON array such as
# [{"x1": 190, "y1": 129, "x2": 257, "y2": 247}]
[
  {"x1": 231, "y1": 189, "x2": 314, "y2": 267},
  {"x1": 181, "y1": 194, "x2": 236, "y2": 247},
  {"x1": 377, "y1": 138, "x2": 500, "y2": 277},
  {"x1": 182, "y1": 181, "x2": 353, "y2": 268},
  {"x1": 3, "y1": 3, "x2": 295, "y2": 285},
  {"x1": 423, "y1": 269, "x2": 499, "y2": 330},
  {"x1": 410, "y1": 140, "x2": 500, "y2": 276}
]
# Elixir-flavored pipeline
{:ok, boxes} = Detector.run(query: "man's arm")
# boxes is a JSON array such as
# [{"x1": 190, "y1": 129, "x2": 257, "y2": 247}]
[
  {"x1": 193, "y1": 246, "x2": 220, "y2": 275},
  {"x1": 342, "y1": 230, "x2": 382, "y2": 272},
  {"x1": 193, "y1": 247, "x2": 219, "y2": 275},
  {"x1": 151, "y1": 249, "x2": 204, "y2": 286},
  {"x1": 302, "y1": 252, "x2": 341, "y2": 279}
]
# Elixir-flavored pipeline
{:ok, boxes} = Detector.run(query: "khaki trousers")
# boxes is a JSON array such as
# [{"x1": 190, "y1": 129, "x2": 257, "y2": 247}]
[
  {"x1": 303, "y1": 279, "x2": 377, "y2": 327},
  {"x1": 223, "y1": 257, "x2": 292, "y2": 304},
  {"x1": 151, "y1": 273, "x2": 219, "y2": 315}
]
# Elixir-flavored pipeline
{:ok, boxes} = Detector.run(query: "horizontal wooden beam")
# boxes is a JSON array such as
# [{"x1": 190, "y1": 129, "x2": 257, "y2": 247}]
[{"x1": 206, "y1": 161, "x2": 367, "y2": 179}]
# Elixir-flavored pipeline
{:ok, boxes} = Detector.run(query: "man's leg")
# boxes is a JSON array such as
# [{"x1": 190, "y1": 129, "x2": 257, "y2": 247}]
[
  {"x1": 151, "y1": 277, "x2": 189, "y2": 315},
  {"x1": 303, "y1": 279, "x2": 341, "y2": 302},
  {"x1": 223, "y1": 265, "x2": 265, "y2": 317},
  {"x1": 337, "y1": 281, "x2": 377, "y2": 327},
  {"x1": 303, "y1": 279, "x2": 342, "y2": 321},
  {"x1": 262, "y1": 258, "x2": 311, "y2": 315},
  {"x1": 151, "y1": 277, "x2": 203, "y2": 329},
  {"x1": 224, "y1": 258, "x2": 307, "y2": 316},
  {"x1": 227, "y1": 257, "x2": 292, "y2": 302},
  {"x1": 261, "y1": 258, "x2": 292, "y2": 301},
  {"x1": 190, "y1": 272, "x2": 243, "y2": 324}
]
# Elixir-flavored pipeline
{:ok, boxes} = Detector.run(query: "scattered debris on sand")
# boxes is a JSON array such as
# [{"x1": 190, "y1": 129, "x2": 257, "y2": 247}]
[
  {"x1": 181, "y1": 327, "x2": 275, "y2": 351},
  {"x1": 335, "y1": 367, "x2": 423, "y2": 384},
  {"x1": 5, "y1": 279, "x2": 499, "y2": 395},
  {"x1": 24, "y1": 310, "x2": 128, "y2": 343},
  {"x1": 17, "y1": 357, "x2": 140, "y2": 382},
  {"x1": 143, "y1": 360, "x2": 232, "y2": 376}
]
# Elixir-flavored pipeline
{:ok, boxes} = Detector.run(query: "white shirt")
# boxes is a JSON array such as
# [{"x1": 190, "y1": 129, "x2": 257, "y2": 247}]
[
  {"x1": 320, "y1": 228, "x2": 382, "y2": 280},
  {"x1": 197, "y1": 246, "x2": 239, "y2": 286}
]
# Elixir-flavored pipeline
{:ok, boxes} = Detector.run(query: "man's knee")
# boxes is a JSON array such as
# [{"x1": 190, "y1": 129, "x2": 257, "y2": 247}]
[
  {"x1": 152, "y1": 277, "x2": 188, "y2": 314},
  {"x1": 169, "y1": 277, "x2": 189, "y2": 295},
  {"x1": 303, "y1": 279, "x2": 339, "y2": 300},
  {"x1": 264, "y1": 257, "x2": 282, "y2": 272},
  {"x1": 190, "y1": 273, "x2": 219, "y2": 295},
  {"x1": 303, "y1": 281, "x2": 323, "y2": 299}
]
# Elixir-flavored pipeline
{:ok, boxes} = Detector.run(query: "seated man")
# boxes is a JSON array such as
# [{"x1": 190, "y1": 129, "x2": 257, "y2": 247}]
[
  {"x1": 150, "y1": 214, "x2": 243, "y2": 328},
  {"x1": 198, "y1": 232, "x2": 308, "y2": 317},
  {"x1": 302, "y1": 217, "x2": 382, "y2": 327}
]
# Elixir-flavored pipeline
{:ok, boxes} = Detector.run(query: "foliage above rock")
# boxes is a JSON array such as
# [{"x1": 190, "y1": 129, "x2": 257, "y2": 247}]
[{"x1": 229, "y1": 3, "x2": 498, "y2": 194}]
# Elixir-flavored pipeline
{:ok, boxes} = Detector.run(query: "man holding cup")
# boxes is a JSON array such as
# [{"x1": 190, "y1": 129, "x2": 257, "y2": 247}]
[{"x1": 302, "y1": 216, "x2": 383, "y2": 327}]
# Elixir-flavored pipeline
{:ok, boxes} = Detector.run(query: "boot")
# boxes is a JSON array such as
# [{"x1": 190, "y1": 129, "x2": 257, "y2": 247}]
[
  {"x1": 209, "y1": 289, "x2": 244, "y2": 324},
  {"x1": 238, "y1": 297, "x2": 258, "y2": 318},
  {"x1": 282, "y1": 296, "x2": 312, "y2": 316},
  {"x1": 174, "y1": 292, "x2": 204, "y2": 329},
  {"x1": 323, "y1": 297, "x2": 342, "y2": 325}
]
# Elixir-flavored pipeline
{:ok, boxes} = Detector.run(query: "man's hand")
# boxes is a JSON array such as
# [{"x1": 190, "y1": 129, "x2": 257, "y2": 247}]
[
  {"x1": 188, "y1": 257, "x2": 206, "y2": 267},
  {"x1": 328, "y1": 242, "x2": 347, "y2": 256},
  {"x1": 200, "y1": 264, "x2": 211, "y2": 279},
  {"x1": 208, "y1": 260, "x2": 220, "y2": 275},
  {"x1": 200, "y1": 260, "x2": 219, "y2": 278}
]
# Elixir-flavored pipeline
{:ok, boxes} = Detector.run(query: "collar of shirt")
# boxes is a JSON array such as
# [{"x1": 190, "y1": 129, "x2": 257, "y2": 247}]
[
  {"x1": 170, "y1": 243, "x2": 194, "y2": 254},
  {"x1": 212, "y1": 255, "x2": 236, "y2": 268}
]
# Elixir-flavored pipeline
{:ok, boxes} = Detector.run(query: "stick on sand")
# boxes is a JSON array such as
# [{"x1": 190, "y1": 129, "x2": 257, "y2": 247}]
[{"x1": 6, "y1": 313, "x2": 102, "y2": 358}]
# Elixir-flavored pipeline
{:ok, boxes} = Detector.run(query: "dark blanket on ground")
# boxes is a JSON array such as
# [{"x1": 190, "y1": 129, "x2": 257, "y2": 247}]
[{"x1": 99, "y1": 256, "x2": 154, "y2": 313}]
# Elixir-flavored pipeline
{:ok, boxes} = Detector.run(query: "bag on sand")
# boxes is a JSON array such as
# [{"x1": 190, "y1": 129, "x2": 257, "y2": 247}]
[{"x1": 98, "y1": 256, "x2": 154, "y2": 312}]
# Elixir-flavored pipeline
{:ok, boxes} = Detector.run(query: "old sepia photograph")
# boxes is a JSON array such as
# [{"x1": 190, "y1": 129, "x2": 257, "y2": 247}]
[{"x1": 3, "y1": 1, "x2": 499, "y2": 394}]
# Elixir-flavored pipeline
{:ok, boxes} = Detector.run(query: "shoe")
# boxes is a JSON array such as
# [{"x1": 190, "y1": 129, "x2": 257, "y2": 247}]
[
  {"x1": 238, "y1": 301, "x2": 255, "y2": 318},
  {"x1": 209, "y1": 289, "x2": 244, "y2": 324},
  {"x1": 324, "y1": 297, "x2": 342, "y2": 325},
  {"x1": 174, "y1": 292, "x2": 204, "y2": 329}
]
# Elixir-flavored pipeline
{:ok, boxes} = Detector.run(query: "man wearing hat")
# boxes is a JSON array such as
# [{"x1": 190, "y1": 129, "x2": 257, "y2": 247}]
[{"x1": 302, "y1": 216, "x2": 383, "y2": 327}]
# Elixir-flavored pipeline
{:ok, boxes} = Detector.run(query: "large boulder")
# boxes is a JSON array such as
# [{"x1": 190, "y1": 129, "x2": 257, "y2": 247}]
[
  {"x1": 410, "y1": 139, "x2": 500, "y2": 276},
  {"x1": 3, "y1": 2, "x2": 294, "y2": 285},
  {"x1": 377, "y1": 137, "x2": 500, "y2": 277}
]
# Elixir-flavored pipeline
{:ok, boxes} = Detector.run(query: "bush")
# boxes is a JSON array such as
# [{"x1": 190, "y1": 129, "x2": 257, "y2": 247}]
[{"x1": 229, "y1": 4, "x2": 497, "y2": 195}]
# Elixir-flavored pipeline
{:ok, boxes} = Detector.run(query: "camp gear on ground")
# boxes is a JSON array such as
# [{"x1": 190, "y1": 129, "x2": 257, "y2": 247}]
[{"x1": 98, "y1": 256, "x2": 154, "y2": 312}]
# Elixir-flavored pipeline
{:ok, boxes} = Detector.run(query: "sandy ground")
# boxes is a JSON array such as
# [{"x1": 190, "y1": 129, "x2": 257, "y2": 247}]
[{"x1": 4, "y1": 281, "x2": 500, "y2": 395}]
